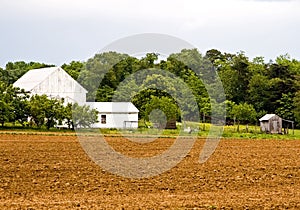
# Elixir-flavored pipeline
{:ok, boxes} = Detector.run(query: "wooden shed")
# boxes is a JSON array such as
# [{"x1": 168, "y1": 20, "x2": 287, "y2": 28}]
[{"x1": 259, "y1": 114, "x2": 282, "y2": 134}]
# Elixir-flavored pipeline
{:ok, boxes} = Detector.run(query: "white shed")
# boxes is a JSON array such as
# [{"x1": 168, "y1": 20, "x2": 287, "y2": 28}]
[
  {"x1": 13, "y1": 67, "x2": 87, "y2": 105},
  {"x1": 86, "y1": 102, "x2": 139, "y2": 129}
]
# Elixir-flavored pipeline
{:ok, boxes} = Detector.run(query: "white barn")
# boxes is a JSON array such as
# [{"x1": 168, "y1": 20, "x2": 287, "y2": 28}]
[
  {"x1": 13, "y1": 67, "x2": 87, "y2": 105},
  {"x1": 13, "y1": 67, "x2": 139, "y2": 129},
  {"x1": 86, "y1": 102, "x2": 139, "y2": 129}
]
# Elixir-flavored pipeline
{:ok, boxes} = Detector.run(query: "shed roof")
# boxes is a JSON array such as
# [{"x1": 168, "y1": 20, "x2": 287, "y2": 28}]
[
  {"x1": 259, "y1": 114, "x2": 277, "y2": 121},
  {"x1": 86, "y1": 102, "x2": 139, "y2": 113}
]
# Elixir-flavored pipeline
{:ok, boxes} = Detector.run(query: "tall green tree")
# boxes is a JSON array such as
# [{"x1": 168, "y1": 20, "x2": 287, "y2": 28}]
[
  {"x1": 78, "y1": 52, "x2": 129, "y2": 101},
  {"x1": 44, "y1": 98, "x2": 65, "y2": 130},
  {"x1": 29, "y1": 95, "x2": 64, "y2": 129},
  {"x1": 61, "y1": 61, "x2": 84, "y2": 80},
  {"x1": 144, "y1": 96, "x2": 179, "y2": 128},
  {"x1": 0, "y1": 82, "x2": 31, "y2": 126},
  {"x1": 247, "y1": 74, "x2": 271, "y2": 112},
  {"x1": 231, "y1": 103, "x2": 257, "y2": 132},
  {"x1": 71, "y1": 103, "x2": 98, "y2": 128},
  {"x1": 11, "y1": 88, "x2": 30, "y2": 126},
  {"x1": 0, "y1": 82, "x2": 14, "y2": 126},
  {"x1": 218, "y1": 52, "x2": 250, "y2": 103},
  {"x1": 293, "y1": 91, "x2": 300, "y2": 127},
  {"x1": 275, "y1": 93, "x2": 295, "y2": 121}
]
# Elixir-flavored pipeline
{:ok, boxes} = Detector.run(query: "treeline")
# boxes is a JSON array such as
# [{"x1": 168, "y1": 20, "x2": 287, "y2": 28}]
[{"x1": 1, "y1": 48, "x2": 300, "y2": 128}]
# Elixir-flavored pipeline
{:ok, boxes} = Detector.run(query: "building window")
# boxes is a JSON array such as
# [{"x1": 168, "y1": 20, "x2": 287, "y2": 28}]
[{"x1": 101, "y1": 115, "x2": 106, "y2": 124}]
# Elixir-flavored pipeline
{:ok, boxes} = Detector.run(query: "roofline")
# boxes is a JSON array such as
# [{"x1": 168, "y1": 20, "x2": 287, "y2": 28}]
[
  {"x1": 27, "y1": 67, "x2": 88, "y2": 93},
  {"x1": 282, "y1": 119, "x2": 294, "y2": 123},
  {"x1": 29, "y1": 67, "x2": 57, "y2": 91},
  {"x1": 58, "y1": 67, "x2": 88, "y2": 93}
]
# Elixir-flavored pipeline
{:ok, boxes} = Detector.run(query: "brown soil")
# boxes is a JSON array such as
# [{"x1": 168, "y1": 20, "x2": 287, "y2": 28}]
[{"x1": 0, "y1": 134, "x2": 299, "y2": 209}]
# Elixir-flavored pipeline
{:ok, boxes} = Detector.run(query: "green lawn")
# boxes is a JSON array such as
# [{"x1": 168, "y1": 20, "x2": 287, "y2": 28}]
[
  {"x1": 0, "y1": 121, "x2": 299, "y2": 139},
  {"x1": 99, "y1": 122, "x2": 300, "y2": 140}
]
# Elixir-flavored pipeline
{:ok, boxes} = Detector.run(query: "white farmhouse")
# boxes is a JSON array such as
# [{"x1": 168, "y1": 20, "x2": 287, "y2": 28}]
[
  {"x1": 13, "y1": 67, "x2": 139, "y2": 129},
  {"x1": 13, "y1": 67, "x2": 87, "y2": 105},
  {"x1": 86, "y1": 102, "x2": 139, "y2": 129}
]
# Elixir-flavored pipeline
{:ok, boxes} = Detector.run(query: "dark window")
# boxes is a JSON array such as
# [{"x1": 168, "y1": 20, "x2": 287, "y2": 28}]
[{"x1": 101, "y1": 115, "x2": 106, "y2": 124}]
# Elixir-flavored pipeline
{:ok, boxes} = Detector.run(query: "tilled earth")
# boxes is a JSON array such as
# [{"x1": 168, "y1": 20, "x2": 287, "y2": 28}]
[{"x1": 0, "y1": 134, "x2": 299, "y2": 209}]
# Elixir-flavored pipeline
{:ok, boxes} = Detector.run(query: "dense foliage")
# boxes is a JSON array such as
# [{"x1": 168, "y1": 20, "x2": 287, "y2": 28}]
[
  {"x1": 1, "y1": 49, "x2": 300, "y2": 128},
  {"x1": 73, "y1": 50, "x2": 300, "y2": 127}
]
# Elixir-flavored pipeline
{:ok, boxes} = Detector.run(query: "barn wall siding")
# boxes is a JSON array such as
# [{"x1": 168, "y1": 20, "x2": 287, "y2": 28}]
[{"x1": 32, "y1": 68, "x2": 86, "y2": 105}]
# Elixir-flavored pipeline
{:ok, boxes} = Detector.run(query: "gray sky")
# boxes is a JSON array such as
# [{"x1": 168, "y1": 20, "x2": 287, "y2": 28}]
[{"x1": 0, "y1": 0, "x2": 299, "y2": 67}]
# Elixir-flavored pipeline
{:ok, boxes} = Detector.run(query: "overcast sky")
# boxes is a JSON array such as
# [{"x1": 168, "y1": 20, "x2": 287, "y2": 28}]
[{"x1": 0, "y1": 0, "x2": 299, "y2": 67}]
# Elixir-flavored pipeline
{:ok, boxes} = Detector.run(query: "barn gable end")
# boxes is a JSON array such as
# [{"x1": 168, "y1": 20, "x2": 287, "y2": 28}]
[{"x1": 13, "y1": 67, "x2": 87, "y2": 105}]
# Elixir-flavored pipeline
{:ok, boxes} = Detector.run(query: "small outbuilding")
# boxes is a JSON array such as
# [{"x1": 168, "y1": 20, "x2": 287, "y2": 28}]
[
  {"x1": 259, "y1": 114, "x2": 282, "y2": 134},
  {"x1": 86, "y1": 102, "x2": 139, "y2": 129}
]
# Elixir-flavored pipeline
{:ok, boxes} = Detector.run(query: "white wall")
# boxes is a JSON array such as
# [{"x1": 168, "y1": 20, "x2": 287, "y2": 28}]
[
  {"x1": 32, "y1": 68, "x2": 86, "y2": 105},
  {"x1": 91, "y1": 113, "x2": 138, "y2": 129}
]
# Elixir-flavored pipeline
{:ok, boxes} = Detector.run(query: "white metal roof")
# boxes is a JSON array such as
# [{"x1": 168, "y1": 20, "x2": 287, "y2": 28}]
[
  {"x1": 13, "y1": 67, "x2": 58, "y2": 91},
  {"x1": 259, "y1": 114, "x2": 277, "y2": 121},
  {"x1": 86, "y1": 102, "x2": 139, "y2": 113},
  {"x1": 13, "y1": 67, "x2": 87, "y2": 93}
]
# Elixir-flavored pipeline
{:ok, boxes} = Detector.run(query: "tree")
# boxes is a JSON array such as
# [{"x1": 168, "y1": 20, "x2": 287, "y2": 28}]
[
  {"x1": 275, "y1": 93, "x2": 295, "y2": 121},
  {"x1": 0, "y1": 67, "x2": 9, "y2": 83},
  {"x1": 205, "y1": 49, "x2": 224, "y2": 66},
  {"x1": 264, "y1": 55, "x2": 299, "y2": 112},
  {"x1": 199, "y1": 97, "x2": 211, "y2": 130},
  {"x1": 63, "y1": 103, "x2": 74, "y2": 129},
  {"x1": 71, "y1": 103, "x2": 98, "y2": 128},
  {"x1": 11, "y1": 88, "x2": 30, "y2": 126},
  {"x1": 144, "y1": 96, "x2": 179, "y2": 129},
  {"x1": 29, "y1": 95, "x2": 64, "y2": 129},
  {"x1": 132, "y1": 89, "x2": 172, "y2": 121},
  {"x1": 44, "y1": 98, "x2": 65, "y2": 130},
  {"x1": 140, "y1": 53, "x2": 159, "y2": 69},
  {"x1": 231, "y1": 103, "x2": 257, "y2": 132},
  {"x1": 219, "y1": 52, "x2": 250, "y2": 103},
  {"x1": 247, "y1": 74, "x2": 271, "y2": 112},
  {"x1": 294, "y1": 91, "x2": 300, "y2": 127},
  {"x1": 78, "y1": 52, "x2": 129, "y2": 101},
  {"x1": 61, "y1": 61, "x2": 84, "y2": 80},
  {"x1": 224, "y1": 100, "x2": 236, "y2": 124},
  {"x1": 96, "y1": 85, "x2": 115, "y2": 102},
  {"x1": 0, "y1": 82, "x2": 32, "y2": 126},
  {"x1": 29, "y1": 95, "x2": 47, "y2": 127},
  {"x1": 0, "y1": 82, "x2": 16, "y2": 126}
]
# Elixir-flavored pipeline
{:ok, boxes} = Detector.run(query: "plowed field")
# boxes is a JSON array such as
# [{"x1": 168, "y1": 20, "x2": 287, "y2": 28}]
[{"x1": 0, "y1": 134, "x2": 299, "y2": 209}]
